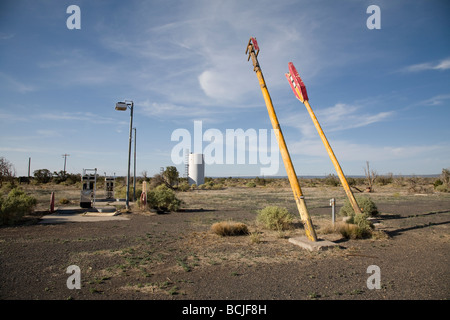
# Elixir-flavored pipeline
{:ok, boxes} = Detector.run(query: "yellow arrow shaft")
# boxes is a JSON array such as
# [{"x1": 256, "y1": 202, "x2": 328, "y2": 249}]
[
  {"x1": 302, "y1": 99, "x2": 362, "y2": 215},
  {"x1": 255, "y1": 70, "x2": 318, "y2": 241}
]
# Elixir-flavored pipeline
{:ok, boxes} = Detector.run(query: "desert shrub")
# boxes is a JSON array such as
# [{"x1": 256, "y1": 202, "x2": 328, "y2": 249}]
[
  {"x1": 254, "y1": 177, "x2": 266, "y2": 186},
  {"x1": 33, "y1": 169, "x2": 52, "y2": 184},
  {"x1": 0, "y1": 188, "x2": 37, "y2": 225},
  {"x1": 377, "y1": 173, "x2": 393, "y2": 186},
  {"x1": 407, "y1": 176, "x2": 419, "y2": 193},
  {"x1": 147, "y1": 185, "x2": 181, "y2": 212},
  {"x1": 435, "y1": 184, "x2": 449, "y2": 193},
  {"x1": 346, "y1": 177, "x2": 356, "y2": 187},
  {"x1": 434, "y1": 179, "x2": 443, "y2": 188},
  {"x1": 246, "y1": 182, "x2": 256, "y2": 188},
  {"x1": 0, "y1": 181, "x2": 15, "y2": 195},
  {"x1": 211, "y1": 221, "x2": 249, "y2": 236},
  {"x1": 163, "y1": 166, "x2": 179, "y2": 187},
  {"x1": 257, "y1": 206, "x2": 294, "y2": 231},
  {"x1": 133, "y1": 187, "x2": 143, "y2": 200},
  {"x1": 339, "y1": 196, "x2": 378, "y2": 217},
  {"x1": 0, "y1": 157, "x2": 15, "y2": 187},
  {"x1": 212, "y1": 183, "x2": 224, "y2": 190},
  {"x1": 65, "y1": 173, "x2": 81, "y2": 185},
  {"x1": 149, "y1": 173, "x2": 166, "y2": 189},
  {"x1": 177, "y1": 182, "x2": 190, "y2": 192},
  {"x1": 114, "y1": 185, "x2": 127, "y2": 199},
  {"x1": 52, "y1": 171, "x2": 68, "y2": 184},
  {"x1": 195, "y1": 181, "x2": 223, "y2": 190},
  {"x1": 113, "y1": 185, "x2": 142, "y2": 201},
  {"x1": 349, "y1": 213, "x2": 374, "y2": 238},
  {"x1": 323, "y1": 174, "x2": 339, "y2": 187}
]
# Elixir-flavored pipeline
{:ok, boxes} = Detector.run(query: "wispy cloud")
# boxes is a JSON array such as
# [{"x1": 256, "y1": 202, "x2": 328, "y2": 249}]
[
  {"x1": 420, "y1": 94, "x2": 450, "y2": 106},
  {"x1": 38, "y1": 112, "x2": 127, "y2": 125},
  {"x1": 0, "y1": 72, "x2": 36, "y2": 93},
  {"x1": 97, "y1": 0, "x2": 325, "y2": 110},
  {"x1": 282, "y1": 103, "x2": 394, "y2": 139},
  {"x1": 401, "y1": 57, "x2": 450, "y2": 72},
  {"x1": 137, "y1": 100, "x2": 234, "y2": 124},
  {"x1": 289, "y1": 137, "x2": 448, "y2": 164},
  {"x1": 0, "y1": 32, "x2": 14, "y2": 40},
  {"x1": 0, "y1": 112, "x2": 31, "y2": 122},
  {"x1": 36, "y1": 130, "x2": 61, "y2": 138},
  {"x1": 317, "y1": 104, "x2": 393, "y2": 132}
]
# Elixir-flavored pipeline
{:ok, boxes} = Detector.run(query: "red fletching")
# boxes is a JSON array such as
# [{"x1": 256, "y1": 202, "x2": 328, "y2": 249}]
[
  {"x1": 285, "y1": 73, "x2": 302, "y2": 101},
  {"x1": 251, "y1": 37, "x2": 259, "y2": 52}
]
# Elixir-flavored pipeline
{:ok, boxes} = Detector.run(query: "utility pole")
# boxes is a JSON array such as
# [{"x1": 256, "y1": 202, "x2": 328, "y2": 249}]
[
  {"x1": 28, "y1": 157, "x2": 31, "y2": 178},
  {"x1": 62, "y1": 154, "x2": 70, "y2": 175}
]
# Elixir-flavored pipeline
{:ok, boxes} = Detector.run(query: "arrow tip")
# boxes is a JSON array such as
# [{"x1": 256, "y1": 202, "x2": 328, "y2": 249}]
[{"x1": 286, "y1": 62, "x2": 308, "y2": 102}]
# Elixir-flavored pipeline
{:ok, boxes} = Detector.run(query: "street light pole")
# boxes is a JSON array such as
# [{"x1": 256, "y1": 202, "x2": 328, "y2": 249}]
[
  {"x1": 126, "y1": 102, "x2": 133, "y2": 210},
  {"x1": 115, "y1": 100, "x2": 134, "y2": 211},
  {"x1": 133, "y1": 127, "x2": 136, "y2": 202}
]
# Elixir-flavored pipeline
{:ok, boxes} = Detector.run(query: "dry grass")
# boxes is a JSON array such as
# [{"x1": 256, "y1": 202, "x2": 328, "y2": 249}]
[
  {"x1": 249, "y1": 231, "x2": 262, "y2": 244},
  {"x1": 319, "y1": 221, "x2": 371, "y2": 240},
  {"x1": 211, "y1": 221, "x2": 249, "y2": 236}
]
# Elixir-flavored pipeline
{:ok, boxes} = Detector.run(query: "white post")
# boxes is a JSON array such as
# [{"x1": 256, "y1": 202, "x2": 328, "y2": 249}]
[{"x1": 330, "y1": 198, "x2": 335, "y2": 225}]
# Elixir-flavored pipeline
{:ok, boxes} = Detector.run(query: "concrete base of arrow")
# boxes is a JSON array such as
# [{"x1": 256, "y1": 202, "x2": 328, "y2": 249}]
[{"x1": 288, "y1": 236, "x2": 337, "y2": 252}]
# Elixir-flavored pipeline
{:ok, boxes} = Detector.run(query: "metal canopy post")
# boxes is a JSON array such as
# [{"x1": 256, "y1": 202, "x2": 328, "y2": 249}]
[{"x1": 246, "y1": 37, "x2": 317, "y2": 242}]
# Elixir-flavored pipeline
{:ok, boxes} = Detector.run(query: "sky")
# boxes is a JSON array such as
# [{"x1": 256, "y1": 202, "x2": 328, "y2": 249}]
[{"x1": 1, "y1": 0, "x2": 449, "y2": 178}]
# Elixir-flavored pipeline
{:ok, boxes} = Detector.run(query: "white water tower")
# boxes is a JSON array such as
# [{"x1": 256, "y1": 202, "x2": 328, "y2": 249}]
[{"x1": 188, "y1": 153, "x2": 205, "y2": 186}]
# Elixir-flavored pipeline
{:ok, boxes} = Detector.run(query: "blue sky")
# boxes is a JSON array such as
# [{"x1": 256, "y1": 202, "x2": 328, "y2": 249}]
[{"x1": 1, "y1": 0, "x2": 449, "y2": 178}]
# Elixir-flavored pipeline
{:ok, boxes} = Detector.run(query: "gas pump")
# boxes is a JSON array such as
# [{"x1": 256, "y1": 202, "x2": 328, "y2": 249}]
[
  {"x1": 105, "y1": 176, "x2": 115, "y2": 199},
  {"x1": 80, "y1": 168, "x2": 97, "y2": 208}
]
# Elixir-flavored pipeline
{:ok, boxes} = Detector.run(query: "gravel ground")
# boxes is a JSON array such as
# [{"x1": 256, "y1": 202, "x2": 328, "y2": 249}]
[{"x1": 1, "y1": 187, "x2": 449, "y2": 305}]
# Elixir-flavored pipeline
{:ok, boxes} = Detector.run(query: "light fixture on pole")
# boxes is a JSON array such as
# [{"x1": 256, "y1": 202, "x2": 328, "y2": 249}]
[{"x1": 115, "y1": 100, "x2": 134, "y2": 211}]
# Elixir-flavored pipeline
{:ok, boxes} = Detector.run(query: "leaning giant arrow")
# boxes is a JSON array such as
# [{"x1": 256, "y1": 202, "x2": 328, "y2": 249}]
[
  {"x1": 246, "y1": 37, "x2": 318, "y2": 242},
  {"x1": 286, "y1": 62, "x2": 362, "y2": 215}
]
